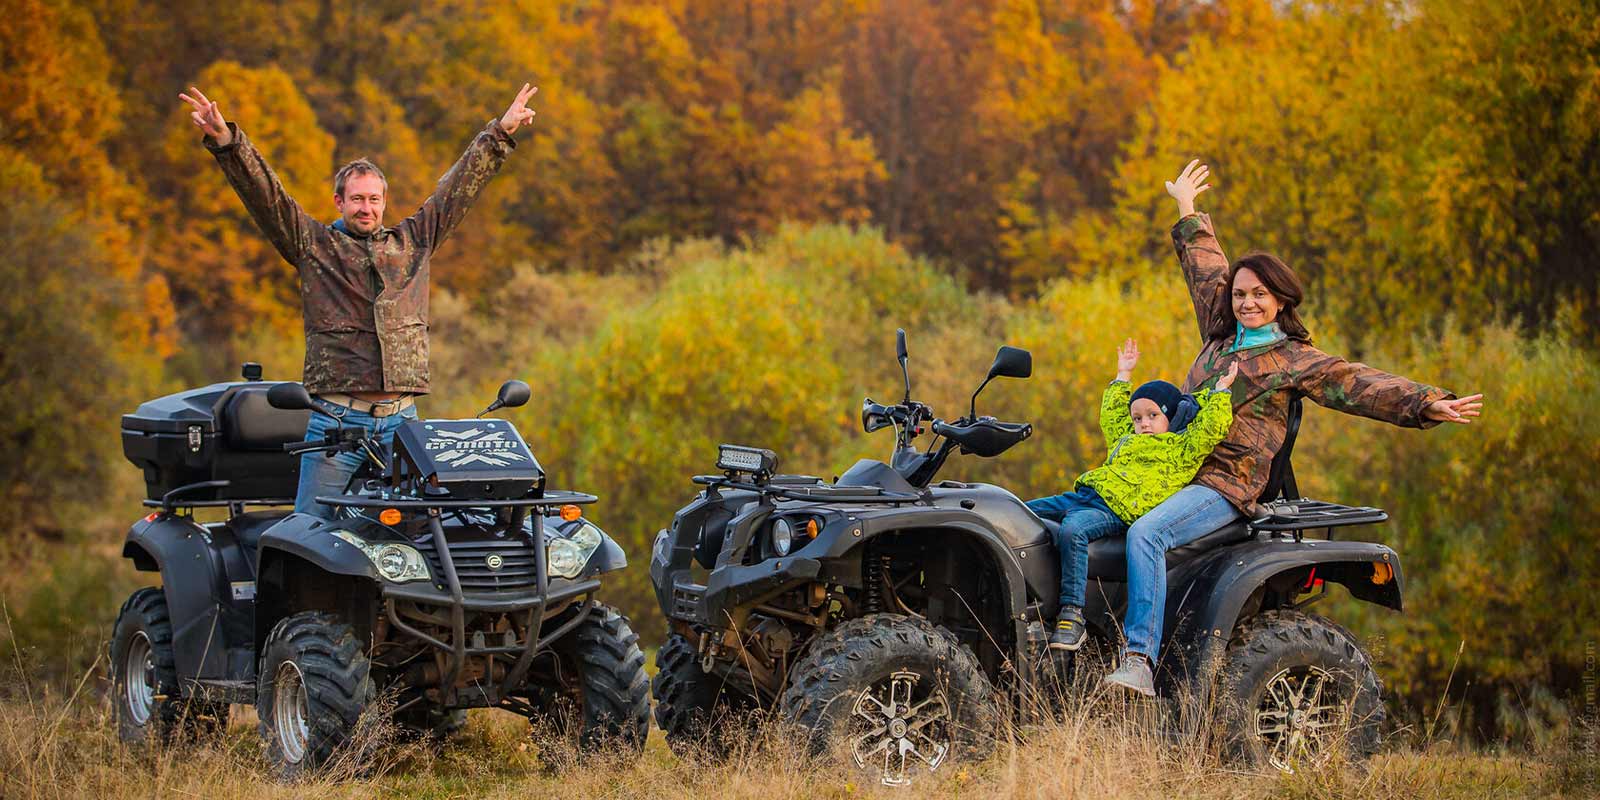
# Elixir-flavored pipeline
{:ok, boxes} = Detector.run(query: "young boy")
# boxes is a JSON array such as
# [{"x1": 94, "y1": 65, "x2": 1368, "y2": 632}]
[{"x1": 1027, "y1": 338, "x2": 1237, "y2": 651}]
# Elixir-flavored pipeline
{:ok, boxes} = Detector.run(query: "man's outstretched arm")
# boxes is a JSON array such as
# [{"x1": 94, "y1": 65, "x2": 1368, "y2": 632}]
[
  {"x1": 181, "y1": 87, "x2": 317, "y2": 265},
  {"x1": 404, "y1": 84, "x2": 537, "y2": 250}
]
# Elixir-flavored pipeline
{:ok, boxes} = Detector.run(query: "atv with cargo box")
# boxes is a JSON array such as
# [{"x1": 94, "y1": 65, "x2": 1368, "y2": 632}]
[
  {"x1": 112, "y1": 365, "x2": 649, "y2": 777},
  {"x1": 649, "y1": 331, "x2": 1402, "y2": 785}
]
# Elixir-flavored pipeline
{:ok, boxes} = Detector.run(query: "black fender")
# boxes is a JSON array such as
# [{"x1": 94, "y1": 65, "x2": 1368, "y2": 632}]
[
  {"x1": 121, "y1": 514, "x2": 235, "y2": 680},
  {"x1": 818, "y1": 507, "x2": 1033, "y2": 657},
  {"x1": 255, "y1": 512, "x2": 381, "y2": 582},
  {"x1": 253, "y1": 513, "x2": 383, "y2": 650},
  {"x1": 1164, "y1": 537, "x2": 1403, "y2": 689}
]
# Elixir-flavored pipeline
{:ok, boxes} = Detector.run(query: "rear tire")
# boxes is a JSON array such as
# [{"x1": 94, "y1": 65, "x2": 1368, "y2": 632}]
[
  {"x1": 652, "y1": 632, "x2": 760, "y2": 758},
  {"x1": 256, "y1": 612, "x2": 375, "y2": 780},
  {"x1": 526, "y1": 606, "x2": 649, "y2": 762},
  {"x1": 1216, "y1": 610, "x2": 1383, "y2": 772},
  {"x1": 780, "y1": 613, "x2": 1000, "y2": 787},
  {"x1": 109, "y1": 587, "x2": 230, "y2": 746}
]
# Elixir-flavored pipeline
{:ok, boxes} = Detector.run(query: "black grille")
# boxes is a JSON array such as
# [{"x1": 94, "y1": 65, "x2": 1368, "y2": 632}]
[{"x1": 417, "y1": 536, "x2": 539, "y2": 592}]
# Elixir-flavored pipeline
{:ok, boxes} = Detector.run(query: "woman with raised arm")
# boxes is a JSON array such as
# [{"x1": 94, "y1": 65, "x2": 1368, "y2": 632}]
[{"x1": 1102, "y1": 160, "x2": 1485, "y2": 696}]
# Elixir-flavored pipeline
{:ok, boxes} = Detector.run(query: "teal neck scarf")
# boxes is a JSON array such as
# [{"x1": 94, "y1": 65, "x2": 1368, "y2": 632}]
[{"x1": 1230, "y1": 321, "x2": 1286, "y2": 353}]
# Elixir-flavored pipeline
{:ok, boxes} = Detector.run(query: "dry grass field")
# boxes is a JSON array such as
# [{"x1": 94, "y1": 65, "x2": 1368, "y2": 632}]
[{"x1": 1, "y1": 655, "x2": 1592, "y2": 800}]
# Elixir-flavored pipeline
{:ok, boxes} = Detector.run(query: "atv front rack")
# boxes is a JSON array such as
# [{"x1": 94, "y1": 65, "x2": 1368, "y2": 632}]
[
  {"x1": 692, "y1": 475, "x2": 921, "y2": 504},
  {"x1": 316, "y1": 489, "x2": 598, "y2": 510}
]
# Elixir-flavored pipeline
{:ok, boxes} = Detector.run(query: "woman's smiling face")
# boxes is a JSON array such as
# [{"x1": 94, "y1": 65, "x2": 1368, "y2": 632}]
[{"x1": 1232, "y1": 267, "x2": 1283, "y2": 329}]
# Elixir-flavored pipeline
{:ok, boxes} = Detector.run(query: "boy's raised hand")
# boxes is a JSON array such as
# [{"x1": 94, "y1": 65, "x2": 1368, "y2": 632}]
[
  {"x1": 1216, "y1": 360, "x2": 1240, "y2": 391},
  {"x1": 1116, "y1": 338, "x2": 1139, "y2": 382}
]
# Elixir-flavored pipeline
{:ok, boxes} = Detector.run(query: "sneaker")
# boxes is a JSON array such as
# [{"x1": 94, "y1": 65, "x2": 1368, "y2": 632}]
[
  {"x1": 1048, "y1": 607, "x2": 1086, "y2": 651},
  {"x1": 1104, "y1": 652, "x2": 1156, "y2": 697}
]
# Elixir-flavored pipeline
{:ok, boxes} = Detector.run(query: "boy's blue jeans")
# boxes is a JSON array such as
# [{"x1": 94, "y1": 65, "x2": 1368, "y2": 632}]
[
  {"x1": 1026, "y1": 485, "x2": 1127, "y2": 610},
  {"x1": 294, "y1": 401, "x2": 418, "y2": 519}
]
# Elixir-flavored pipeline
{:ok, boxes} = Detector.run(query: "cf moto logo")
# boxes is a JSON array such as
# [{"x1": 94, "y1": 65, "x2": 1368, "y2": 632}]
[{"x1": 485, "y1": 554, "x2": 504, "y2": 571}]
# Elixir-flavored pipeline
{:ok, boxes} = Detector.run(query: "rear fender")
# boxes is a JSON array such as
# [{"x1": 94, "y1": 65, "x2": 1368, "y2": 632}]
[
  {"x1": 1167, "y1": 537, "x2": 1403, "y2": 688},
  {"x1": 121, "y1": 514, "x2": 234, "y2": 680}
]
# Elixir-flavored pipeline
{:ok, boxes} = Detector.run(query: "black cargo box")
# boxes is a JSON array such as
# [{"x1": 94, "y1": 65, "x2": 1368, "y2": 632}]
[{"x1": 121, "y1": 381, "x2": 311, "y2": 503}]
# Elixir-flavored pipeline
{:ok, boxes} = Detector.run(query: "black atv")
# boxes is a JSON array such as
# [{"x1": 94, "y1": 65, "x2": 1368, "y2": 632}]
[
  {"x1": 648, "y1": 331, "x2": 1402, "y2": 784},
  {"x1": 111, "y1": 364, "x2": 649, "y2": 777}
]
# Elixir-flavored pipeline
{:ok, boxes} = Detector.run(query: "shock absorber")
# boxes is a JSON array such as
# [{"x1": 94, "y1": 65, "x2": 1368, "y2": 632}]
[{"x1": 863, "y1": 547, "x2": 883, "y2": 614}]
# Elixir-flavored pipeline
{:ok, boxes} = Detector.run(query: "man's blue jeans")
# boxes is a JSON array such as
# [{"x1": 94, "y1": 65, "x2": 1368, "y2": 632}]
[
  {"x1": 294, "y1": 401, "x2": 417, "y2": 519},
  {"x1": 1121, "y1": 484, "x2": 1242, "y2": 660},
  {"x1": 1026, "y1": 486, "x2": 1127, "y2": 610}
]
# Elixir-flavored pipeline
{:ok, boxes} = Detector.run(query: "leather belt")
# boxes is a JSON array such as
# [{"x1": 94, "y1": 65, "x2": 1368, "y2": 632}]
[{"x1": 315, "y1": 393, "x2": 415, "y2": 418}]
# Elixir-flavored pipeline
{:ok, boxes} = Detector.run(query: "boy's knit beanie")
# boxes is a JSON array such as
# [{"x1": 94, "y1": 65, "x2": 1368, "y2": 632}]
[{"x1": 1130, "y1": 380, "x2": 1184, "y2": 421}]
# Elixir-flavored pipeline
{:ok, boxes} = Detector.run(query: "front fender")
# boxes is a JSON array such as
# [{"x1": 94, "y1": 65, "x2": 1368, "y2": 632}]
[{"x1": 256, "y1": 513, "x2": 381, "y2": 581}]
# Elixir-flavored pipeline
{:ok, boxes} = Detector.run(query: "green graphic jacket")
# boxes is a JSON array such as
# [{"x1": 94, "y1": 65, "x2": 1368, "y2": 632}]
[{"x1": 1077, "y1": 381, "x2": 1234, "y2": 523}]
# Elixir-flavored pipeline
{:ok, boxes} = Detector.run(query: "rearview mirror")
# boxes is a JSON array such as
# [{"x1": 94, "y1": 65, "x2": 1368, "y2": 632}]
[
  {"x1": 497, "y1": 380, "x2": 531, "y2": 409},
  {"x1": 266, "y1": 382, "x2": 314, "y2": 411},
  {"x1": 986, "y1": 346, "x2": 1032, "y2": 381}
]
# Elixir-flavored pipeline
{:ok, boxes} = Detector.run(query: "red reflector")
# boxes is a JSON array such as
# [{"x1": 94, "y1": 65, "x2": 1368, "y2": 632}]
[
  {"x1": 143, "y1": 512, "x2": 159, "y2": 523},
  {"x1": 1302, "y1": 567, "x2": 1318, "y2": 591}
]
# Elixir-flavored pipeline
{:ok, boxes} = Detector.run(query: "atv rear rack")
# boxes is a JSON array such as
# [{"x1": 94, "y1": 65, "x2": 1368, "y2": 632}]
[{"x1": 1250, "y1": 498, "x2": 1389, "y2": 541}]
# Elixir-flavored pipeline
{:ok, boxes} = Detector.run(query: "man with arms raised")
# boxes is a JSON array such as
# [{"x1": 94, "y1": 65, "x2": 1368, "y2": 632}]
[{"x1": 179, "y1": 83, "x2": 539, "y2": 518}]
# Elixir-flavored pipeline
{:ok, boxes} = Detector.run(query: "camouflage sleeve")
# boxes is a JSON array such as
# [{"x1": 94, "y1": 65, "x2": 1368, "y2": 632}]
[
  {"x1": 401, "y1": 119, "x2": 517, "y2": 251},
  {"x1": 206, "y1": 123, "x2": 318, "y2": 266},
  {"x1": 1171, "y1": 213, "x2": 1230, "y2": 342},
  {"x1": 1179, "y1": 388, "x2": 1235, "y2": 463},
  {"x1": 1099, "y1": 380, "x2": 1134, "y2": 451},
  {"x1": 1291, "y1": 344, "x2": 1456, "y2": 428}
]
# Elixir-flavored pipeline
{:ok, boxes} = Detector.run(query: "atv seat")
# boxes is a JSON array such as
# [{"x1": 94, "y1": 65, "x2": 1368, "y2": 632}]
[
  {"x1": 1082, "y1": 396, "x2": 1307, "y2": 582},
  {"x1": 222, "y1": 386, "x2": 310, "y2": 451}
]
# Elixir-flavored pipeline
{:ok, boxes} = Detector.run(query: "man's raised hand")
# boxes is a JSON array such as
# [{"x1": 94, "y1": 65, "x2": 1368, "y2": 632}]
[
  {"x1": 179, "y1": 87, "x2": 231, "y2": 146},
  {"x1": 499, "y1": 83, "x2": 538, "y2": 136}
]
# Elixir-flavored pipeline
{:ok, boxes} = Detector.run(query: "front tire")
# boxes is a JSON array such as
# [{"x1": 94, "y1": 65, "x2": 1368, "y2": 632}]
[
  {"x1": 780, "y1": 614, "x2": 1000, "y2": 787},
  {"x1": 256, "y1": 612, "x2": 375, "y2": 780},
  {"x1": 109, "y1": 587, "x2": 229, "y2": 746},
  {"x1": 526, "y1": 606, "x2": 650, "y2": 762},
  {"x1": 652, "y1": 632, "x2": 760, "y2": 757},
  {"x1": 1216, "y1": 610, "x2": 1383, "y2": 772}
]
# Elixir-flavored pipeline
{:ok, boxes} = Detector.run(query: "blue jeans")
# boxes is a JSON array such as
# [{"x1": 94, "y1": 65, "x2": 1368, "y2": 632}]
[
  {"x1": 1121, "y1": 484, "x2": 1242, "y2": 660},
  {"x1": 293, "y1": 401, "x2": 417, "y2": 519},
  {"x1": 1026, "y1": 486, "x2": 1127, "y2": 610}
]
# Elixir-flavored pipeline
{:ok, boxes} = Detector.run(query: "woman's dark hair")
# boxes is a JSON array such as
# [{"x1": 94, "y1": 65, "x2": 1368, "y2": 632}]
[{"x1": 1206, "y1": 252, "x2": 1312, "y2": 342}]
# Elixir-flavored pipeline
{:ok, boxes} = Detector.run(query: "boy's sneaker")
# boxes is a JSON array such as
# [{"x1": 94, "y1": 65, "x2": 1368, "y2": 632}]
[
  {"x1": 1104, "y1": 652, "x2": 1156, "y2": 697},
  {"x1": 1048, "y1": 607, "x2": 1086, "y2": 651}
]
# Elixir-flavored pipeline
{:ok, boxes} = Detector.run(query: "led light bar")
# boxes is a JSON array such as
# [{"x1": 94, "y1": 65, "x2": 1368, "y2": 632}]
[{"x1": 717, "y1": 444, "x2": 778, "y2": 477}]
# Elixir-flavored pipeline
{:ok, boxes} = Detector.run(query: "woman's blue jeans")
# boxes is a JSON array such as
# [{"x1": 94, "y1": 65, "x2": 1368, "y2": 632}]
[
  {"x1": 293, "y1": 402, "x2": 418, "y2": 519},
  {"x1": 1026, "y1": 486, "x2": 1127, "y2": 609},
  {"x1": 1121, "y1": 484, "x2": 1242, "y2": 660}
]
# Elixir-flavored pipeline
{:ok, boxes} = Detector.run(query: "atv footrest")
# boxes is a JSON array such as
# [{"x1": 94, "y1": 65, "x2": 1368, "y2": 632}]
[{"x1": 1250, "y1": 498, "x2": 1388, "y2": 536}]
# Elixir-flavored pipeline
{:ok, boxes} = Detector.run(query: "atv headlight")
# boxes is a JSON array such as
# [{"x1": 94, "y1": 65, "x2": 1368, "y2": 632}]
[
  {"x1": 770, "y1": 517, "x2": 794, "y2": 556},
  {"x1": 547, "y1": 521, "x2": 605, "y2": 579},
  {"x1": 329, "y1": 530, "x2": 430, "y2": 583}
]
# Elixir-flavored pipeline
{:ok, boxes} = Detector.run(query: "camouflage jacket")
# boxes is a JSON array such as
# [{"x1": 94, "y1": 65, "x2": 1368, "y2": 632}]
[
  {"x1": 206, "y1": 120, "x2": 516, "y2": 395},
  {"x1": 1172, "y1": 213, "x2": 1454, "y2": 514}
]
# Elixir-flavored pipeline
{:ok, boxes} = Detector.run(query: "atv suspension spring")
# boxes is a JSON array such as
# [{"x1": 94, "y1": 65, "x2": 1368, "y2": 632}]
[{"x1": 863, "y1": 552, "x2": 888, "y2": 614}]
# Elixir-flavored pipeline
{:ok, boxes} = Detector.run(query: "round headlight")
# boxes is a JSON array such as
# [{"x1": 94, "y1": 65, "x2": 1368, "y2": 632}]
[
  {"x1": 376, "y1": 545, "x2": 410, "y2": 581},
  {"x1": 547, "y1": 538, "x2": 585, "y2": 578},
  {"x1": 771, "y1": 517, "x2": 794, "y2": 556}
]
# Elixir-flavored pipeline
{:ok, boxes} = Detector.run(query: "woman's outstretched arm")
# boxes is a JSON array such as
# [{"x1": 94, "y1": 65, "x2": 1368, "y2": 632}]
[
  {"x1": 1166, "y1": 160, "x2": 1229, "y2": 342},
  {"x1": 1291, "y1": 344, "x2": 1483, "y2": 428}
]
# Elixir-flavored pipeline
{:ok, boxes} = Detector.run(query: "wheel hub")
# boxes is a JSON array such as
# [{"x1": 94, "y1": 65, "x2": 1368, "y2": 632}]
[
  {"x1": 122, "y1": 631, "x2": 156, "y2": 726},
  {"x1": 1254, "y1": 665, "x2": 1339, "y2": 773},
  {"x1": 848, "y1": 670, "x2": 951, "y2": 787},
  {"x1": 273, "y1": 661, "x2": 311, "y2": 764}
]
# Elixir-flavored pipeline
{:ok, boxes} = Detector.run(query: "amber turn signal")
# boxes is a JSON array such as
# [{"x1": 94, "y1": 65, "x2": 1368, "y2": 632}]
[
  {"x1": 379, "y1": 508, "x2": 403, "y2": 526},
  {"x1": 560, "y1": 504, "x2": 583, "y2": 522},
  {"x1": 1371, "y1": 561, "x2": 1394, "y2": 585},
  {"x1": 805, "y1": 518, "x2": 819, "y2": 538}
]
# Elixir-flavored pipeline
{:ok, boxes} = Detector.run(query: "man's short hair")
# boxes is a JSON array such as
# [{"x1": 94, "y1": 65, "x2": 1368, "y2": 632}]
[{"x1": 333, "y1": 158, "x2": 387, "y2": 198}]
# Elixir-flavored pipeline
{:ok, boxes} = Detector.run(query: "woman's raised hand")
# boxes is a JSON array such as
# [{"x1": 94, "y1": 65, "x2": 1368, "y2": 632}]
[
  {"x1": 1165, "y1": 159, "x2": 1211, "y2": 219},
  {"x1": 1216, "y1": 360, "x2": 1240, "y2": 391},
  {"x1": 1116, "y1": 338, "x2": 1140, "y2": 382},
  {"x1": 1424, "y1": 393, "x2": 1484, "y2": 425},
  {"x1": 179, "y1": 87, "x2": 230, "y2": 146},
  {"x1": 499, "y1": 83, "x2": 538, "y2": 136}
]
